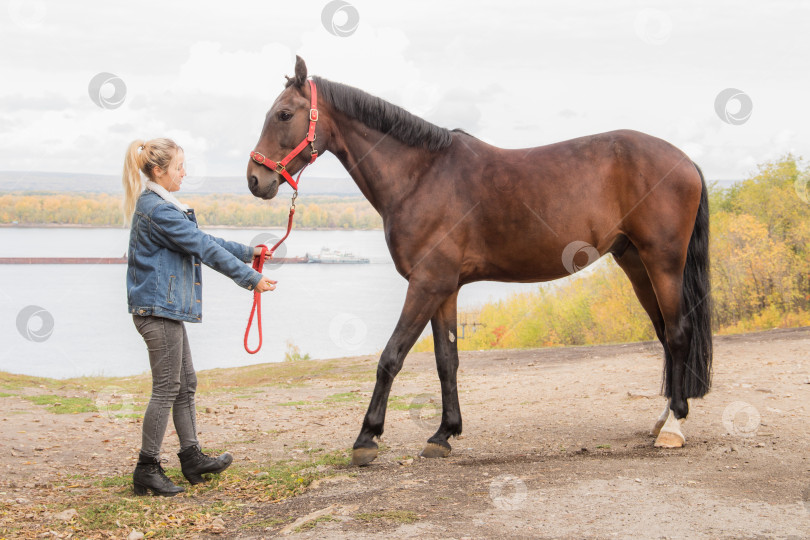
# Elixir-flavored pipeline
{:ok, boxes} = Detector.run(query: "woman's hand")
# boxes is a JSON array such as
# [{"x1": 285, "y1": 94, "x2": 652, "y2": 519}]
[
  {"x1": 256, "y1": 277, "x2": 277, "y2": 293},
  {"x1": 253, "y1": 246, "x2": 267, "y2": 257}
]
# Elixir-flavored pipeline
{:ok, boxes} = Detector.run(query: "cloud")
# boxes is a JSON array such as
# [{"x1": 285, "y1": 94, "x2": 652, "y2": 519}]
[
  {"x1": 0, "y1": 93, "x2": 71, "y2": 112},
  {"x1": 423, "y1": 87, "x2": 487, "y2": 132},
  {"x1": 173, "y1": 42, "x2": 293, "y2": 98},
  {"x1": 0, "y1": 0, "x2": 807, "y2": 183}
]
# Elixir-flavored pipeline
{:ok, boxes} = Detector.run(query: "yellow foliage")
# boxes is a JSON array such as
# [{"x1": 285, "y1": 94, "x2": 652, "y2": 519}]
[
  {"x1": 0, "y1": 192, "x2": 383, "y2": 229},
  {"x1": 416, "y1": 154, "x2": 810, "y2": 353}
]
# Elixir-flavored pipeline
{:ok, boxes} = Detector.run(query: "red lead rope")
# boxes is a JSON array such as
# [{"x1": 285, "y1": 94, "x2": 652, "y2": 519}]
[{"x1": 244, "y1": 191, "x2": 299, "y2": 354}]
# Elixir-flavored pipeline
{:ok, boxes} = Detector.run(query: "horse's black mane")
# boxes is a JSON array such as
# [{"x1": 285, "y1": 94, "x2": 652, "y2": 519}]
[{"x1": 310, "y1": 76, "x2": 453, "y2": 151}]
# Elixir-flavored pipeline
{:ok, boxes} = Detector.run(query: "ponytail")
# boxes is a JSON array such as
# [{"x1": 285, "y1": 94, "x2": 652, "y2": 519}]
[
  {"x1": 122, "y1": 140, "x2": 145, "y2": 222},
  {"x1": 121, "y1": 138, "x2": 182, "y2": 223}
]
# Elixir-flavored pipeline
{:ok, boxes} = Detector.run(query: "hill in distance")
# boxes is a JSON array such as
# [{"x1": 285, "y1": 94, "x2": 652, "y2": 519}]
[
  {"x1": 0, "y1": 171, "x2": 362, "y2": 196},
  {"x1": 0, "y1": 171, "x2": 741, "y2": 196}
]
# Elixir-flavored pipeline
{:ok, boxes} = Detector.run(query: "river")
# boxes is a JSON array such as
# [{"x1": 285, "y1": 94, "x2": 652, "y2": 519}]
[{"x1": 0, "y1": 227, "x2": 542, "y2": 378}]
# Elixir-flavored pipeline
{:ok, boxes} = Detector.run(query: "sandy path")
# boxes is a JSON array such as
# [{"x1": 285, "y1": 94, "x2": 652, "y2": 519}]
[{"x1": 1, "y1": 327, "x2": 809, "y2": 538}]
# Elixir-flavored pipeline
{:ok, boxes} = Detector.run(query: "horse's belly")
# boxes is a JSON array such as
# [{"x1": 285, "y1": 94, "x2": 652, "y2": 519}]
[{"x1": 461, "y1": 253, "x2": 583, "y2": 285}]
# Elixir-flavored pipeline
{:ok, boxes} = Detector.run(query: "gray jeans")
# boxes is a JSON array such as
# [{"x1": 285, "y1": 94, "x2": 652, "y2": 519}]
[{"x1": 133, "y1": 315, "x2": 199, "y2": 457}]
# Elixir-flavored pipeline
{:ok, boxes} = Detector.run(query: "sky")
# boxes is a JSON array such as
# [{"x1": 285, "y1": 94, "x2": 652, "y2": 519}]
[{"x1": 1, "y1": 0, "x2": 808, "y2": 186}]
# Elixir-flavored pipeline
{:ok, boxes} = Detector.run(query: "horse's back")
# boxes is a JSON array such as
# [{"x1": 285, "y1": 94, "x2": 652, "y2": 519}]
[
  {"x1": 433, "y1": 129, "x2": 702, "y2": 283},
  {"x1": 455, "y1": 128, "x2": 701, "y2": 228}
]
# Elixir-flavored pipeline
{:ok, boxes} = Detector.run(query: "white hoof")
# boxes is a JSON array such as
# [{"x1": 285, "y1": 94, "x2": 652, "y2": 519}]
[{"x1": 654, "y1": 410, "x2": 686, "y2": 448}]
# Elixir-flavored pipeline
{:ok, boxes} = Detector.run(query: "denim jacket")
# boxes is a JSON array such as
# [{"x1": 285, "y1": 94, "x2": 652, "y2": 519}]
[{"x1": 127, "y1": 189, "x2": 262, "y2": 323}]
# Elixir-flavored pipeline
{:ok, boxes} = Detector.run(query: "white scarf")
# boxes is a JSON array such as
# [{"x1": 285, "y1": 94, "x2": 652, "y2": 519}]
[{"x1": 145, "y1": 180, "x2": 189, "y2": 212}]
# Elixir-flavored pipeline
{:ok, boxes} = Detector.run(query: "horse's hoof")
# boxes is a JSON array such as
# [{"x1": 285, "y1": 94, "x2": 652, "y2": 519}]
[
  {"x1": 352, "y1": 447, "x2": 378, "y2": 466},
  {"x1": 420, "y1": 442, "x2": 451, "y2": 459},
  {"x1": 654, "y1": 430, "x2": 685, "y2": 448},
  {"x1": 654, "y1": 410, "x2": 685, "y2": 448}
]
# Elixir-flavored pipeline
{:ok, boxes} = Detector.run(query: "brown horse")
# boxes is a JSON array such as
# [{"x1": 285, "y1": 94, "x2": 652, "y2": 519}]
[{"x1": 247, "y1": 57, "x2": 712, "y2": 466}]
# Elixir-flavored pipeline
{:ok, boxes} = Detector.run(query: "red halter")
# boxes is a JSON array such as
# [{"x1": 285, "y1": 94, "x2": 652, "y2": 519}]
[{"x1": 249, "y1": 79, "x2": 319, "y2": 191}]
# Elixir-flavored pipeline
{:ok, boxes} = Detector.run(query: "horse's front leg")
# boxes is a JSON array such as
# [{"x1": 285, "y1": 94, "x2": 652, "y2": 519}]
[
  {"x1": 352, "y1": 280, "x2": 455, "y2": 466},
  {"x1": 421, "y1": 290, "x2": 462, "y2": 458}
]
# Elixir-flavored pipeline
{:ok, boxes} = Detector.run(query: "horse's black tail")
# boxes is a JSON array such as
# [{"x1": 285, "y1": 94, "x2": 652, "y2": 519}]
[{"x1": 670, "y1": 162, "x2": 713, "y2": 398}]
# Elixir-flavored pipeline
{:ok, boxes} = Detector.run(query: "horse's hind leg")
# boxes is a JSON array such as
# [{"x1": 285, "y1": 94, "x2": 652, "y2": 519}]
[
  {"x1": 613, "y1": 244, "x2": 673, "y2": 438},
  {"x1": 422, "y1": 290, "x2": 462, "y2": 458},
  {"x1": 638, "y1": 248, "x2": 694, "y2": 448},
  {"x1": 352, "y1": 279, "x2": 456, "y2": 466}
]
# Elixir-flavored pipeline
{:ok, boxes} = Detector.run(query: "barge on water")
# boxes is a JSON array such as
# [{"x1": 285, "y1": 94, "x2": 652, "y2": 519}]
[
  {"x1": 0, "y1": 256, "x2": 312, "y2": 264},
  {"x1": 305, "y1": 248, "x2": 370, "y2": 264},
  {"x1": 0, "y1": 257, "x2": 128, "y2": 264}
]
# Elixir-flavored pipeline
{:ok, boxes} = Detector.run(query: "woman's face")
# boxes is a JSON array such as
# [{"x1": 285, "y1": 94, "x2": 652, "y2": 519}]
[{"x1": 158, "y1": 150, "x2": 186, "y2": 192}]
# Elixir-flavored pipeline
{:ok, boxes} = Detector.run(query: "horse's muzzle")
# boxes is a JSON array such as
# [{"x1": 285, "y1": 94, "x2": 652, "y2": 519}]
[{"x1": 247, "y1": 174, "x2": 279, "y2": 200}]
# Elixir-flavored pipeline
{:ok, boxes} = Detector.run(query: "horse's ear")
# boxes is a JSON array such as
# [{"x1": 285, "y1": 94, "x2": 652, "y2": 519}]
[{"x1": 294, "y1": 55, "x2": 307, "y2": 87}]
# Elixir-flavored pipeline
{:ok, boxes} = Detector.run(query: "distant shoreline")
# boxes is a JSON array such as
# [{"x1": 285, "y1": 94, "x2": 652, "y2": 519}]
[{"x1": 0, "y1": 223, "x2": 383, "y2": 231}]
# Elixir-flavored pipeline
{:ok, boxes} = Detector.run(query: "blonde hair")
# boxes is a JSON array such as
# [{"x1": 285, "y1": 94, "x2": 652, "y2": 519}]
[{"x1": 122, "y1": 138, "x2": 183, "y2": 221}]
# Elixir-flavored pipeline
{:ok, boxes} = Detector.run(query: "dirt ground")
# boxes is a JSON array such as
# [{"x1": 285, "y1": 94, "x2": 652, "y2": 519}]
[{"x1": 1, "y1": 327, "x2": 809, "y2": 539}]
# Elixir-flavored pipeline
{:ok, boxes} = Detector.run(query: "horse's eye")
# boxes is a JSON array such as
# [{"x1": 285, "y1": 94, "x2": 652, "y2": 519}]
[{"x1": 278, "y1": 111, "x2": 293, "y2": 121}]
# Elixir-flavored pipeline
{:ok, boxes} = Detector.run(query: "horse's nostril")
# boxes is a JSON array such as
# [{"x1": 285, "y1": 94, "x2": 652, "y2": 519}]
[{"x1": 249, "y1": 175, "x2": 258, "y2": 191}]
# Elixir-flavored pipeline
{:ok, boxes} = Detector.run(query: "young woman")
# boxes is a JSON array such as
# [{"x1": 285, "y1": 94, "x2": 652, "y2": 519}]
[{"x1": 122, "y1": 137, "x2": 276, "y2": 496}]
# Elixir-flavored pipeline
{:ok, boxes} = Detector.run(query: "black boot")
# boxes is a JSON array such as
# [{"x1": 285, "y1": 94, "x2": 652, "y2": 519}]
[
  {"x1": 132, "y1": 453, "x2": 184, "y2": 497},
  {"x1": 178, "y1": 445, "x2": 233, "y2": 485}
]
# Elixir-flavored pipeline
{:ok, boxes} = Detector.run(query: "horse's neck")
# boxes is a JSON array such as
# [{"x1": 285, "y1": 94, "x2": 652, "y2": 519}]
[{"x1": 325, "y1": 116, "x2": 431, "y2": 215}]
